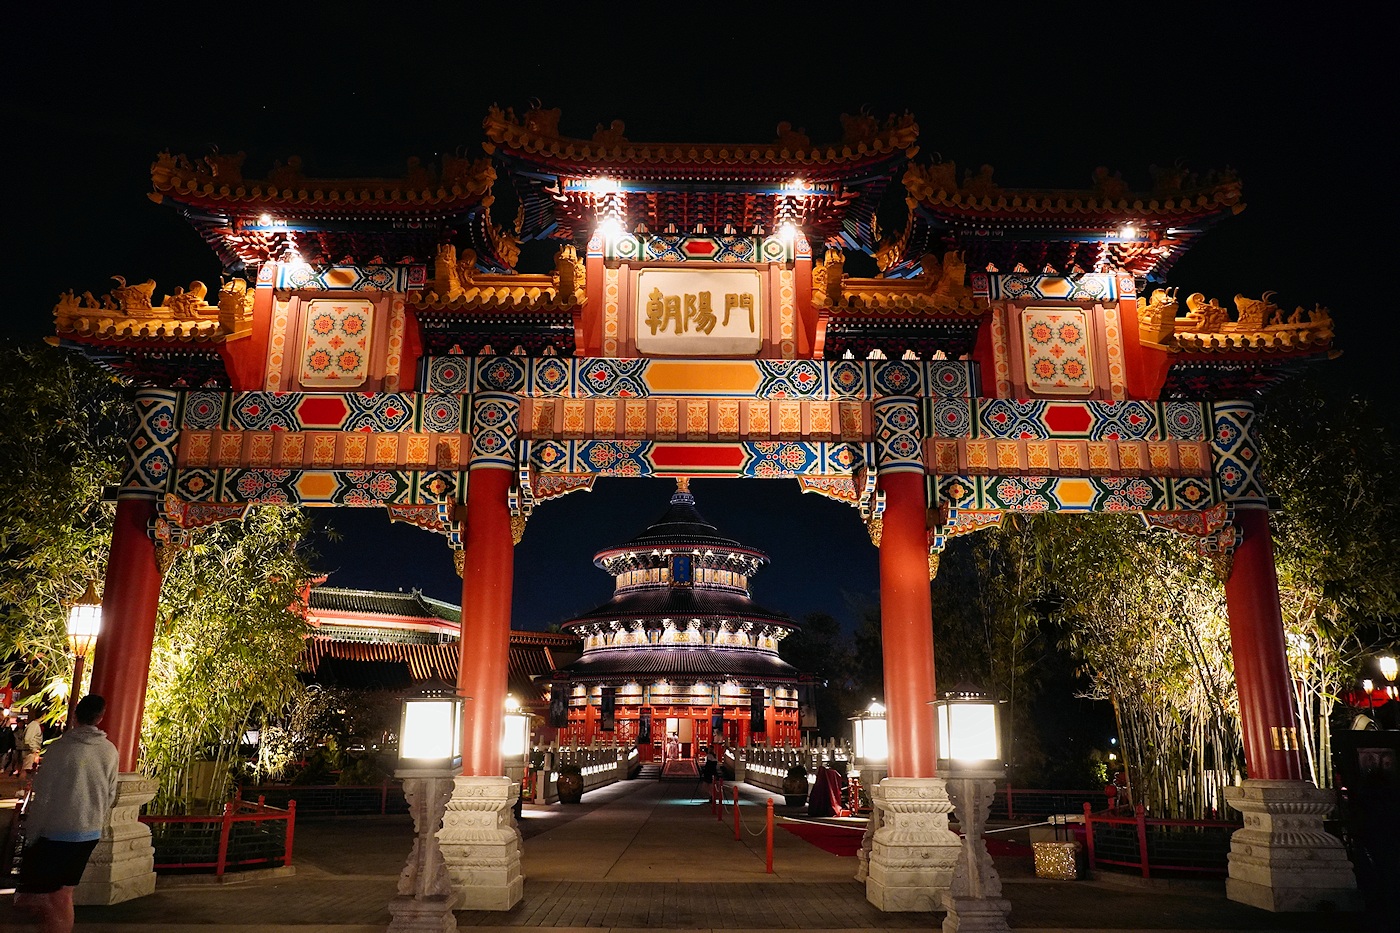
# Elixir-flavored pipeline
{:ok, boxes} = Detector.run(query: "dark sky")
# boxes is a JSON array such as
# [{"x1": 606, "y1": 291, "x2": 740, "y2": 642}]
[{"x1": 5, "y1": 11, "x2": 1388, "y2": 632}]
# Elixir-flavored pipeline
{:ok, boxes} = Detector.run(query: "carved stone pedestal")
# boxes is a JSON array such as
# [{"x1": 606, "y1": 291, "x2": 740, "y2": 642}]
[
  {"x1": 437, "y1": 775, "x2": 523, "y2": 911},
  {"x1": 942, "y1": 777, "x2": 1011, "y2": 933},
  {"x1": 389, "y1": 770, "x2": 458, "y2": 933},
  {"x1": 74, "y1": 773, "x2": 158, "y2": 905},
  {"x1": 1224, "y1": 778, "x2": 1360, "y2": 912},
  {"x1": 863, "y1": 777, "x2": 963, "y2": 912}
]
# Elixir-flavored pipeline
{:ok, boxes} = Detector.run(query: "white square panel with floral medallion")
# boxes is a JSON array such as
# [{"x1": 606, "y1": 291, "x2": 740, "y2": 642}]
[{"x1": 1021, "y1": 307, "x2": 1094, "y2": 396}]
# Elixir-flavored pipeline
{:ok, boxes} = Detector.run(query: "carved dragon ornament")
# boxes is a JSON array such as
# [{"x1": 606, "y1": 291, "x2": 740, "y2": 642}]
[{"x1": 55, "y1": 277, "x2": 254, "y2": 340}]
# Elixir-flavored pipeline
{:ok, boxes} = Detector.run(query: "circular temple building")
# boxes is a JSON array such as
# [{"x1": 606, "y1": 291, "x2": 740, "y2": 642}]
[{"x1": 550, "y1": 480, "x2": 803, "y2": 766}]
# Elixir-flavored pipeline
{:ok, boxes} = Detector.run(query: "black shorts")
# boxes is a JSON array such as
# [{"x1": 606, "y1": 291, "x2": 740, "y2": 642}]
[{"x1": 17, "y1": 837, "x2": 100, "y2": 893}]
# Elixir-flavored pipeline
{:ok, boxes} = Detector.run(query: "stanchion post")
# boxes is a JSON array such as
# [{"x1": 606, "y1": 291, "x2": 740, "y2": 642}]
[
  {"x1": 216, "y1": 801, "x2": 234, "y2": 878},
  {"x1": 284, "y1": 800, "x2": 296, "y2": 868},
  {"x1": 1135, "y1": 804, "x2": 1150, "y2": 879},
  {"x1": 765, "y1": 798, "x2": 774, "y2": 874},
  {"x1": 733, "y1": 786, "x2": 741, "y2": 841}
]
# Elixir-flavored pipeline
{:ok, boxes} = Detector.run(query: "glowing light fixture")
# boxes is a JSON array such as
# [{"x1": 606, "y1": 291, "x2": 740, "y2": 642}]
[
  {"x1": 932, "y1": 684, "x2": 1003, "y2": 777},
  {"x1": 1118, "y1": 225, "x2": 1138, "y2": 240},
  {"x1": 1379, "y1": 655, "x2": 1397, "y2": 684},
  {"x1": 398, "y1": 681, "x2": 463, "y2": 772},
  {"x1": 258, "y1": 213, "x2": 274, "y2": 225},
  {"x1": 585, "y1": 177, "x2": 622, "y2": 196},
  {"x1": 65, "y1": 581, "x2": 103, "y2": 729},
  {"x1": 778, "y1": 221, "x2": 799, "y2": 245},
  {"x1": 851, "y1": 699, "x2": 888, "y2": 763},
  {"x1": 502, "y1": 693, "x2": 530, "y2": 760}
]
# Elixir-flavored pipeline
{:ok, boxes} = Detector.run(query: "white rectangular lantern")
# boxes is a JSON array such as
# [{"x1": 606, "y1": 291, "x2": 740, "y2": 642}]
[
  {"x1": 851, "y1": 699, "x2": 888, "y2": 763},
  {"x1": 398, "y1": 691, "x2": 463, "y2": 772},
  {"x1": 933, "y1": 688, "x2": 1003, "y2": 777}
]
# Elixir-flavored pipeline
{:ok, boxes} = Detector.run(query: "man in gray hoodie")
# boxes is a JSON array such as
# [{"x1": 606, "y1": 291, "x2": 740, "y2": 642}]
[{"x1": 13, "y1": 694, "x2": 119, "y2": 933}]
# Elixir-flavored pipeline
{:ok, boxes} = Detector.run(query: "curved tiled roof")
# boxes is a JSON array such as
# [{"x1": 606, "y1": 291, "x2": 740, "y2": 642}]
[
  {"x1": 555, "y1": 647, "x2": 799, "y2": 684},
  {"x1": 309, "y1": 586, "x2": 461, "y2": 623}
]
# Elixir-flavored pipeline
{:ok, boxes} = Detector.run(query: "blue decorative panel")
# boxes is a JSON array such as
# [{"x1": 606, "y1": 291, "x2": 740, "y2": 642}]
[
  {"x1": 425, "y1": 357, "x2": 472, "y2": 394},
  {"x1": 988, "y1": 274, "x2": 1117, "y2": 301},
  {"x1": 275, "y1": 264, "x2": 422, "y2": 291},
  {"x1": 873, "y1": 398, "x2": 923, "y2": 471},
  {"x1": 122, "y1": 389, "x2": 180, "y2": 497}
]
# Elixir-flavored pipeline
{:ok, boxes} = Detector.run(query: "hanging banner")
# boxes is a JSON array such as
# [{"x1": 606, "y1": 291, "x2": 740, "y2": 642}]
[
  {"x1": 710, "y1": 711, "x2": 725, "y2": 744},
  {"x1": 600, "y1": 686, "x2": 616, "y2": 732},
  {"x1": 549, "y1": 689, "x2": 568, "y2": 728},
  {"x1": 750, "y1": 687, "x2": 766, "y2": 734},
  {"x1": 638, "y1": 709, "x2": 652, "y2": 744}
]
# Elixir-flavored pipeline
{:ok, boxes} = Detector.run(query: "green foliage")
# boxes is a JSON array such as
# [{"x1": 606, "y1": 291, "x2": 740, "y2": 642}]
[
  {"x1": 141, "y1": 507, "x2": 318, "y2": 813},
  {"x1": 779, "y1": 612, "x2": 855, "y2": 736},
  {"x1": 0, "y1": 343, "x2": 125, "y2": 719}
]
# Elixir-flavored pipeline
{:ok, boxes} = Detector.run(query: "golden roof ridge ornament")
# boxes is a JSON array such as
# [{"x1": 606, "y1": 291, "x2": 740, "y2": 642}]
[
  {"x1": 483, "y1": 104, "x2": 919, "y2": 163},
  {"x1": 151, "y1": 150, "x2": 496, "y2": 202},
  {"x1": 1136, "y1": 288, "x2": 1334, "y2": 353},
  {"x1": 53, "y1": 276, "x2": 253, "y2": 342}
]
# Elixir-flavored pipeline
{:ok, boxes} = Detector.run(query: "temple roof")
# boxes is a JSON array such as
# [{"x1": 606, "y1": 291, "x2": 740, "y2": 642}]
[
  {"x1": 553, "y1": 646, "x2": 799, "y2": 685},
  {"x1": 149, "y1": 151, "x2": 498, "y2": 270},
  {"x1": 885, "y1": 161, "x2": 1245, "y2": 282},
  {"x1": 601, "y1": 485, "x2": 752, "y2": 556},
  {"x1": 308, "y1": 585, "x2": 461, "y2": 624},
  {"x1": 484, "y1": 105, "x2": 918, "y2": 252}
]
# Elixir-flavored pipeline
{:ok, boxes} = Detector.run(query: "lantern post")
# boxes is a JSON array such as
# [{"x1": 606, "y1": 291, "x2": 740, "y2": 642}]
[
  {"x1": 388, "y1": 683, "x2": 464, "y2": 933},
  {"x1": 65, "y1": 581, "x2": 103, "y2": 730},
  {"x1": 931, "y1": 685, "x2": 1011, "y2": 933}
]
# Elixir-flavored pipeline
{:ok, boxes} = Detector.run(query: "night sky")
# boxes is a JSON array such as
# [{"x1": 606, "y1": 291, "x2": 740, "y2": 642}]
[{"x1": 5, "y1": 11, "x2": 1387, "y2": 633}]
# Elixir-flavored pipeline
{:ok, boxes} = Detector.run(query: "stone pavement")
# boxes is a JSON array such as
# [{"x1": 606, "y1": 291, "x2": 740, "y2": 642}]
[{"x1": 0, "y1": 772, "x2": 1372, "y2": 931}]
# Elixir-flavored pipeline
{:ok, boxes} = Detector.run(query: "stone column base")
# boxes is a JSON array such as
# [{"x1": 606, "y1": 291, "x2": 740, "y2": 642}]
[
  {"x1": 388, "y1": 895, "x2": 458, "y2": 933},
  {"x1": 1224, "y1": 778, "x2": 1360, "y2": 912},
  {"x1": 75, "y1": 773, "x2": 157, "y2": 905},
  {"x1": 437, "y1": 775, "x2": 523, "y2": 911},
  {"x1": 864, "y1": 777, "x2": 962, "y2": 912},
  {"x1": 942, "y1": 894, "x2": 1012, "y2": 933}
]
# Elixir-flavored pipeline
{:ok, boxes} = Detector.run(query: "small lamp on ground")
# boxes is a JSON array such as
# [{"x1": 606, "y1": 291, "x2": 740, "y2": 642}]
[
  {"x1": 65, "y1": 581, "x2": 103, "y2": 730},
  {"x1": 931, "y1": 685, "x2": 1011, "y2": 933},
  {"x1": 389, "y1": 682, "x2": 465, "y2": 933}
]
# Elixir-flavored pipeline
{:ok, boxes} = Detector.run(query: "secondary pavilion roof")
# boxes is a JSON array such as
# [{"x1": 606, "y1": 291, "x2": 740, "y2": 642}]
[
  {"x1": 298, "y1": 584, "x2": 581, "y2": 706},
  {"x1": 483, "y1": 105, "x2": 920, "y2": 252},
  {"x1": 882, "y1": 161, "x2": 1246, "y2": 283},
  {"x1": 148, "y1": 151, "x2": 507, "y2": 271}
]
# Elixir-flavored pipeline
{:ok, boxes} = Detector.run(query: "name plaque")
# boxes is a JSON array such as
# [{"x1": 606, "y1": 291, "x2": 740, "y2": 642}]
[{"x1": 635, "y1": 268, "x2": 763, "y2": 356}]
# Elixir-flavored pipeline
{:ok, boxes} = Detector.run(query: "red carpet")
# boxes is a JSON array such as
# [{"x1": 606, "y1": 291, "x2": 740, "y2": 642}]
[
  {"x1": 783, "y1": 823, "x2": 1034, "y2": 859},
  {"x1": 783, "y1": 822, "x2": 865, "y2": 856}
]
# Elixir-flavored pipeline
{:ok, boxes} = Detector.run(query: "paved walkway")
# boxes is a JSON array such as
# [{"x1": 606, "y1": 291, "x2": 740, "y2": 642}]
[{"x1": 0, "y1": 774, "x2": 1373, "y2": 931}]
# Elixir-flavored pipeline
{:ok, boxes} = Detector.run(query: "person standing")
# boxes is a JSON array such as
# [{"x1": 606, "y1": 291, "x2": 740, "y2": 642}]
[
  {"x1": 0, "y1": 718, "x2": 16, "y2": 774},
  {"x1": 19, "y1": 716, "x2": 44, "y2": 779},
  {"x1": 13, "y1": 695, "x2": 118, "y2": 933}
]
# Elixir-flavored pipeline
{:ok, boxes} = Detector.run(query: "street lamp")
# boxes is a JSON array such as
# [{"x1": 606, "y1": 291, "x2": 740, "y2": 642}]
[
  {"x1": 849, "y1": 699, "x2": 888, "y2": 788},
  {"x1": 931, "y1": 685, "x2": 1011, "y2": 933},
  {"x1": 389, "y1": 683, "x2": 464, "y2": 933},
  {"x1": 1379, "y1": 655, "x2": 1398, "y2": 701},
  {"x1": 66, "y1": 581, "x2": 103, "y2": 730}
]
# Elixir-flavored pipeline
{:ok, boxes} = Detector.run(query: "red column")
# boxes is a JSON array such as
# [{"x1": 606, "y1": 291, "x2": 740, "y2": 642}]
[
  {"x1": 1224, "y1": 508, "x2": 1303, "y2": 780},
  {"x1": 457, "y1": 468, "x2": 514, "y2": 776},
  {"x1": 879, "y1": 471, "x2": 938, "y2": 778},
  {"x1": 89, "y1": 498, "x2": 164, "y2": 771}
]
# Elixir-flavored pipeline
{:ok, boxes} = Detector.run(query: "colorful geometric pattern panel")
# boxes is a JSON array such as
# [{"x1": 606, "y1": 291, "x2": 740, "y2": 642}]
[
  {"x1": 604, "y1": 233, "x2": 794, "y2": 264},
  {"x1": 1141, "y1": 503, "x2": 1239, "y2": 561},
  {"x1": 469, "y1": 392, "x2": 520, "y2": 469},
  {"x1": 1020, "y1": 307, "x2": 1094, "y2": 396},
  {"x1": 950, "y1": 399, "x2": 1206, "y2": 441},
  {"x1": 1208, "y1": 401, "x2": 1267, "y2": 506},
  {"x1": 933, "y1": 473, "x2": 1217, "y2": 514},
  {"x1": 527, "y1": 441, "x2": 867, "y2": 478},
  {"x1": 298, "y1": 299, "x2": 373, "y2": 388},
  {"x1": 987, "y1": 273, "x2": 1122, "y2": 301},
  {"x1": 276, "y1": 264, "x2": 424, "y2": 291},
  {"x1": 172, "y1": 468, "x2": 461, "y2": 507},
  {"x1": 873, "y1": 397, "x2": 924, "y2": 472},
  {"x1": 186, "y1": 392, "x2": 463, "y2": 433},
  {"x1": 122, "y1": 389, "x2": 181, "y2": 498},
  {"x1": 423, "y1": 357, "x2": 977, "y2": 401}
]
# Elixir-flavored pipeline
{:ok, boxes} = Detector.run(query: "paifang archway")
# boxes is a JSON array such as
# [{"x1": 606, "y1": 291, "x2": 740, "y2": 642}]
[{"x1": 55, "y1": 108, "x2": 1353, "y2": 913}]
